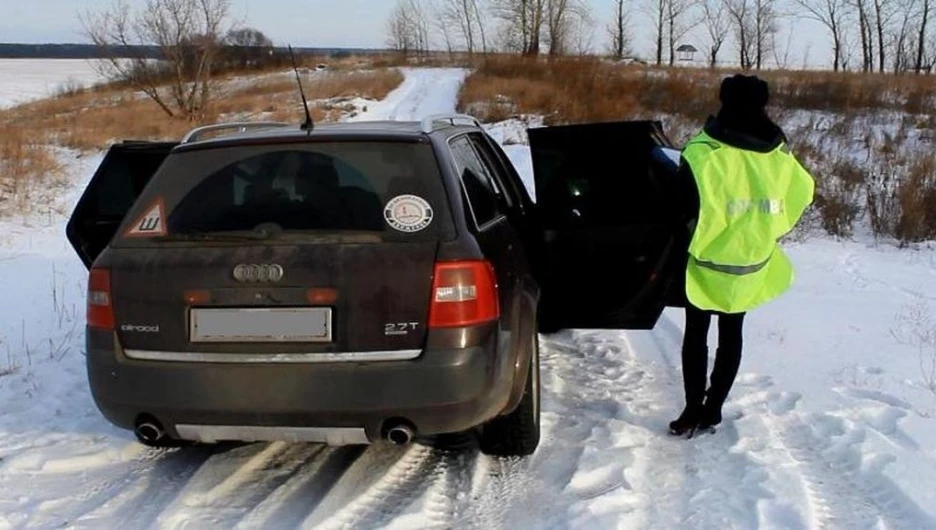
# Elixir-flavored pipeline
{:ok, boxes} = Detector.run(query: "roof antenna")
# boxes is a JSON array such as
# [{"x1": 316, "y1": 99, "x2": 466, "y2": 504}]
[{"x1": 288, "y1": 45, "x2": 314, "y2": 132}]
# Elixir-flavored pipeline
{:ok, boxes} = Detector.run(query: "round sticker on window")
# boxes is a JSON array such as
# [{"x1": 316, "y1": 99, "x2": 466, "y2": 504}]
[{"x1": 385, "y1": 195, "x2": 434, "y2": 233}]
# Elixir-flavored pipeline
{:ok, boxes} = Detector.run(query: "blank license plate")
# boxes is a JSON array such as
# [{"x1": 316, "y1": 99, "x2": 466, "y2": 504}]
[{"x1": 190, "y1": 308, "x2": 332, "y2": 343}]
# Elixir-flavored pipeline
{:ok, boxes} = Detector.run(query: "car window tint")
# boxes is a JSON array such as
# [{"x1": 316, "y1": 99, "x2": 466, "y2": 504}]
[
  {"x1": 467, "y1": 133, "x2": 515, "y2": 208},
  {"x1": 450, "y1": 136, "x2": 503, "y2": 227},
  {"x1": 93, "y1": 148, "x2": 170, "y2": 218},
  {"x1": 168, "y1": 149, "x2": 385, "y2": 233},
  {"x1": 115, "y1": 142, "x2": 453, "y2": 241}
]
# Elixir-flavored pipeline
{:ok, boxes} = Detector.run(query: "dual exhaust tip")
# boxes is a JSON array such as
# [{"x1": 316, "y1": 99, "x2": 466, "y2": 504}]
[{"x1": 135, "y1": 416, "x2": 416, "y2": 446}]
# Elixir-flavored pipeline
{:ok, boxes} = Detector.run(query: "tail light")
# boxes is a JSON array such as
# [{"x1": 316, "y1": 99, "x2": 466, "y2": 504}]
[
  {"x1": 88, "y1": 268, "x2": 115, "y2": 330},
  {"x1": 428, "y1": 260, "x2": 499, "y2": 328}
]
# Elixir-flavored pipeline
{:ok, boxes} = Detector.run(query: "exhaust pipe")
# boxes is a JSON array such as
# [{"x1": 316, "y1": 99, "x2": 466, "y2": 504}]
[
  {"x1": 135, "y1": 421, "x2": 165, "y2": 445},
  {"x1": 386, "y1": 424, "x2": 414, "y2": 445}
]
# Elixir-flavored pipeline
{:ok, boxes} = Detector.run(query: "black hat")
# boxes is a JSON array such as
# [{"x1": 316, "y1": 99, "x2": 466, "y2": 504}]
[{"x1": 719, "y1": 74, "x2": 769, "y2": 110}]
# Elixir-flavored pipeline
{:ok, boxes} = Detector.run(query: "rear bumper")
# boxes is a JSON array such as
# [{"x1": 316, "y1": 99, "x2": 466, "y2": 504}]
[{"x1": 85, "y1": 327, "x2": 513, "y2": 443}]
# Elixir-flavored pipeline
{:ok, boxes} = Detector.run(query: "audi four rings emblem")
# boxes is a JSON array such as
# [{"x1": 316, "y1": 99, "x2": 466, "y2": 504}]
[{"x1": 233, "y1": 264, "x2": 284, "y2": 283}]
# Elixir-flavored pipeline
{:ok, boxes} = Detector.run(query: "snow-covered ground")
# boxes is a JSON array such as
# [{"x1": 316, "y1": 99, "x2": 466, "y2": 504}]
[
  {"x1": 0, "y1": 59, "x2": 107, "y2": 109},
  {"x1": 2, "y1": 66, "x2": 936, "y2": 529}
]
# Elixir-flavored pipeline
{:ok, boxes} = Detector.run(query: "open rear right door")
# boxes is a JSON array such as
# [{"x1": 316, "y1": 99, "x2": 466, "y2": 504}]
[
  {"x1": 528, "y1": 120, "x2": 686, "y2": 331},
  {"x1": 66, "y1": 141, "x2": 177, "y2": 268}
]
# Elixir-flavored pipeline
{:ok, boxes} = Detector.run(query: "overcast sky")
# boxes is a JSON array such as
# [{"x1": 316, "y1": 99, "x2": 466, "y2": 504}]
[{"x1": 0, "y1": 0, "x2": 831, "y2": 68}]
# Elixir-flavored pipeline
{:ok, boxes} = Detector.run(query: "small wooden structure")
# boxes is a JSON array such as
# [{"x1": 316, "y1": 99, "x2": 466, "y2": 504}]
[{"x1": 677, "y1": 44, "x2": 698, "y2": 62}]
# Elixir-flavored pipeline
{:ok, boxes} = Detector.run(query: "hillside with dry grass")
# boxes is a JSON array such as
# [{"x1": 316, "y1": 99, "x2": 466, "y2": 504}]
[
  {"x1": 0, "y1": 59, "x2": 403, "y2": 218},
  {"x1": 5, "y1": 53, "x2": 936, "y2": 244},
  {"x1": 458, "y1": 56, "x2": 936, "y2": 244}
]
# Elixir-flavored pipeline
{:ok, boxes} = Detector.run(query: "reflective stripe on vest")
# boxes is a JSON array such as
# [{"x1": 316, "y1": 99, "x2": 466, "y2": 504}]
[
  {"x1": 692, "y1": 254, "x2": 772, "y2": 276},
  {"x1": 681, "y1": 130, "x2": 816, "y2": 313}
]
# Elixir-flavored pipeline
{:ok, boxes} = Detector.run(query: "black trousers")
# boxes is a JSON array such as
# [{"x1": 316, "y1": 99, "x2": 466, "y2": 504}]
[{"x1": 680, "y1": 304, "x2": 746, "y2": 410}]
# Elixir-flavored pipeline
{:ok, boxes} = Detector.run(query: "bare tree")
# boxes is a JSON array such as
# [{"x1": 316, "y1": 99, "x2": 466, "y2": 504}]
[
  {"x1": 702, "y1": 0, "x2": 730, "y2": 67},
  {"x1": 545, "y1": 0, "x2": 591, "y2": 55},
  {"x1": 854, "y1": 0, "x2": 875, "y2": 71},
  {"x1": 434, "y1": 5, "x2": 456, "y2": 54},
  {"x1": 568, "y1": 2, "x2": 596, "y2": 54},
  {"x1": 608, "y1": 0, "x2": 634, "y2": 59},
  {"x1": 475, "y1": 0, "x2": 490, "y2": 53},
  {"x1": 492, "y1": 0, "x2": 547, "y2": 55},
  {"x1": 872, "y1": 0, "x2": 899, "y2": 71},
  {"x1": 794, "y1": 0, "x2": 852, "y2": 71},
  {"x1": 81, "y1": 0, "x2": 233, "y2": 120},
  {"x1": 547, "y1": 0, "x2": 571, "y2": 55},
  {"x1": 645, "y1": 0, "x2": 668, "y2": 65},
  {"x1": 387, "y1": 0, "x2": 431, "y2": 56},
  {"x1": 725, "y1": 0, "x2": 756, "y2": 69},
  {"x1": 753, "y1": 0, "x2": 779, "y2": 69},
  {"x1": 915, "y1": 0, "x2": 932, "y2": 72},
  {"x1": 771, "y1": 23, "x2": 796, "y2": 68},
  {"x1": 440, "y1": 0, "x2": 488, "y2": 53},
  {"x1": 891, "y1": 0, "x2": 918, "y2": 72},
  {"x1": 667, "y1": 0, "x2": 701, "y2": 65},
  {"x1": 223, "y1": 27, "x2": 274, "y2": 70}
]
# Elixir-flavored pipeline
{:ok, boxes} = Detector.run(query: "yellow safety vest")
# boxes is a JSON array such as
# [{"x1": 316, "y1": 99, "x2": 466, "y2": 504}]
[{"x1": 681, "y1": 131, "x2": 815, "y2": 313}]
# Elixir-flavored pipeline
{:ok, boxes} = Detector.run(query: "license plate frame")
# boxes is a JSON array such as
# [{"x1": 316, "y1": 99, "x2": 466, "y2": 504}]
[{"x1": 189, "y1": 307, "x2": 332, "y2": 343}]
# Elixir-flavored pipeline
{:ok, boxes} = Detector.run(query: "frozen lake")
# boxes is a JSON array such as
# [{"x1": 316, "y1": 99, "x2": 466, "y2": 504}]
[{"x1": 0, "y1": 58, "x2": 108, "y2": 109}]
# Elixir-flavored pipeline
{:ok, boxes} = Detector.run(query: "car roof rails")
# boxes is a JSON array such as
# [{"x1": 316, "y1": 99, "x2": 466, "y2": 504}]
[
  {"x1": 420, "y1": 113, "x2": 483, "y2": 134},
  {"x1": 180, "y1": 121, "x2": 292, "y2": 144}
]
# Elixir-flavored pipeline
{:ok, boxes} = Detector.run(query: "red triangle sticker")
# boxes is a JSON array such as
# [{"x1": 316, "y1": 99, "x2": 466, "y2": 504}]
[{"x1": 123, "y1": 197, "x2": 167, "y2": 238}]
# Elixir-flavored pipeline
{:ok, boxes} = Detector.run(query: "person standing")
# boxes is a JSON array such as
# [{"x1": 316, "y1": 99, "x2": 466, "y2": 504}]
[{"x1": 668, "y1": 74, "x2": 815, "y2": 438}]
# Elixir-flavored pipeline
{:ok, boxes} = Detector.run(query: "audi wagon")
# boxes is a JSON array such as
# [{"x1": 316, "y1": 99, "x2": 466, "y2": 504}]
[{"x1": 66, "y1": 115, "x2": 684, "y2": 457}]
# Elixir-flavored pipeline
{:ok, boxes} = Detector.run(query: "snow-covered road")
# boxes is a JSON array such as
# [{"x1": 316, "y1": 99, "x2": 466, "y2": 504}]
[{"x1": 2, "y1": 67, "x2": 936, "y2": 529}]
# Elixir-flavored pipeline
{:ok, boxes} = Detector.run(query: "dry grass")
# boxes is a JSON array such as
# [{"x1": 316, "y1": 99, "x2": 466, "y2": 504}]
[
  {"x1": 0, "y1": 66, "x2": 404, "y2": 218},
  {"x1": 459, "y1": 56, "x2": 936, "y2": 126},
  {"x1": 815, "y1": 158, "x2": 866, "y2": 238},
  {"x1": 459, "y1": 55, "x2": 936, "y2": 243},
  {"x1": 0, "y1": 124, "x2": 64, "y2": 215},
  {"x1": 0, "y1": 67, "x2": 404, "y2": 151},
  {"x1": 896, "y1": 155, "x2": 936, "y2": 242}
]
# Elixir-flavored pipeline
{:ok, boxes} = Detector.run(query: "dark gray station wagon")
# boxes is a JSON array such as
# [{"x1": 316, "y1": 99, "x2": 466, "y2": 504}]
[{"x1": 66, "y1": 114, "x2": 683, "y2": 457}]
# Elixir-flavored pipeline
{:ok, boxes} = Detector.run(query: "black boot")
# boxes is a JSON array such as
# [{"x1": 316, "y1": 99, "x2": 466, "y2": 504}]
[
  {"x1": 672, "y1": 305, "x2": 711, "y2": 437},
  {"x1": 670, "y1": 347, "x2": 708, "y2": 436},
  {"x1": 699, "y1": 345, "x2": 742, "y2": 430},
  {"x1": 669, "y1": 404, "x2": 703, "y2": 436}
]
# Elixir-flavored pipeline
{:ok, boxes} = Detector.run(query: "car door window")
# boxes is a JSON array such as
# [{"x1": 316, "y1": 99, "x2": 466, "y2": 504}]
[
  {"x1": 450, "y1": 136, "x2": 504, "y2": 229},
  {"x1": 467, "y1": 133, "x2": 517, "y2": 209}
]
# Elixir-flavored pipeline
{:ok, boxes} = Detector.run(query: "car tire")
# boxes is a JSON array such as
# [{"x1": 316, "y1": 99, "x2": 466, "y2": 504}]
[{"x1": 479, "y1": 331, "x2": 541, "y2": 457}]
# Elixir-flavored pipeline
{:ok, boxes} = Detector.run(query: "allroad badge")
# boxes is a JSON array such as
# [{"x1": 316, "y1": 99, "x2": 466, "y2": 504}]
[{"x1": 233, "y1": 264, "x2": 284, "y2": 283}]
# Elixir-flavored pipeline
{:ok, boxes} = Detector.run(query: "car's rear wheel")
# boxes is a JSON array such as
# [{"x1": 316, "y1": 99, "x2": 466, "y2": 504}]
[{"x1": 478, "y1": 331, "x2": 541, "y2": 457}]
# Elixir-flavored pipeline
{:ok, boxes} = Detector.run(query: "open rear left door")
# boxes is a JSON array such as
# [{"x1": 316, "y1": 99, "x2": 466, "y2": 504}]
[
  {"x1": 66, "y1": 141, "x2": 177, "y2": 268},
  {"x1": 528, "y1": 120, "x2": 685, "y2": 331}
]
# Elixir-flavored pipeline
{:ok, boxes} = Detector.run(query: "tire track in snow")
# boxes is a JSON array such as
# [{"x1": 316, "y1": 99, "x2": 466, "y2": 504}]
[
  {"x1": 761, "y1": 405, "x2": 936, "y2": 530},
  {"x1": 233, "y1": 445, "x2": 366, "y2": 530},
  {"x1": 650, "y1": 312, "x2": 936, "y2": 530},
  {"x1": 449, "y1": 330, "x2": 666, "y2": 529},
  {"x1": 150, "y1": 442, "x2": 336, "y2": 529},
  {"x1": 419, "y1": 448, "x2": 479, "y2": 529},
  {"x1": 67, "y1": 444, "x2": 229, "y2": 529},
  {"x1": 305, "y1": 443, "x2": 440, "y2": 530}
]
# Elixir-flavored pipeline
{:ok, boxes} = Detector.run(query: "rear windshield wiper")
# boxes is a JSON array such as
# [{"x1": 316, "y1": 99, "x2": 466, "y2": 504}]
[{"x1": 152, "y1": 231, "x2": 274, "y2": 242}]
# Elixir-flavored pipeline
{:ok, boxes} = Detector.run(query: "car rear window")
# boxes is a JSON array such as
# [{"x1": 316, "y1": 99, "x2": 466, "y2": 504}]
[{"x1": 115, "y1": 141, "x2": 454, "y2": 243}]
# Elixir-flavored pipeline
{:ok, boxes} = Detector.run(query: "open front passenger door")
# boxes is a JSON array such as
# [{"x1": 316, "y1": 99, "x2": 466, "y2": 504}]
[
  {"x1": 528, "y1": 120, "x2": 685, "y2": 331},
  {"x1": 66, "y1": 141, "x2": 177, "y2": 268}
]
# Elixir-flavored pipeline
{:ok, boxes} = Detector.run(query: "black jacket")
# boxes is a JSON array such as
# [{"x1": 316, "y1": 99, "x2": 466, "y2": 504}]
[{"x1": 668, "y1": 109, "x2": 787, "y2": 308}]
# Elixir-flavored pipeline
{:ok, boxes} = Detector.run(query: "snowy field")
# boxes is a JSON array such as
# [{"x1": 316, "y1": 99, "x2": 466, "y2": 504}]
[
  {"x1": 0, "y1": 59, "x2": 107, "y2": 109},
  {"x1": 1, "y1": 66, "x2": 936, "y2": 529}
]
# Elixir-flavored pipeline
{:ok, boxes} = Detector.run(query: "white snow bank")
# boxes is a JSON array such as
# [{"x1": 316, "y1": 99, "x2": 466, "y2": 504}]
[
  {"x1": 1, "y1": 67, "x2": 936, "y2": 529},
  {"x1": 0, "y1": 59, "x2": 108, "y2": 109}
]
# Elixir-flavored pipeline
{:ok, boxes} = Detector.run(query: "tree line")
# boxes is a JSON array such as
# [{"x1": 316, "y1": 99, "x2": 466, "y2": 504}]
[{"x1": 387, "y1": 0, "x2": 936, "y2": 73}]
